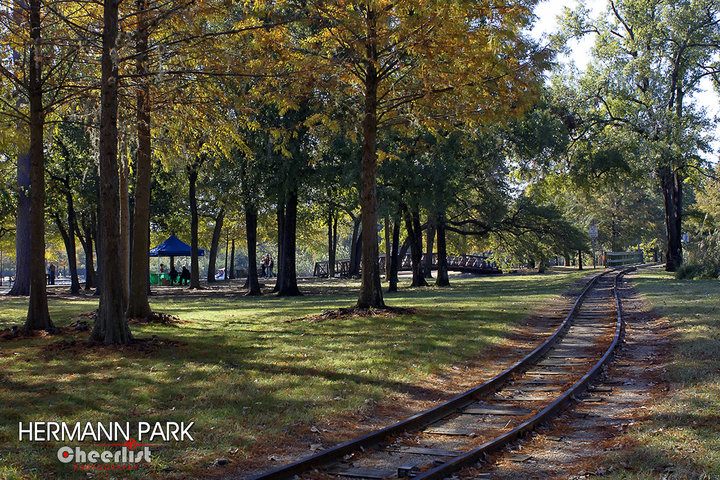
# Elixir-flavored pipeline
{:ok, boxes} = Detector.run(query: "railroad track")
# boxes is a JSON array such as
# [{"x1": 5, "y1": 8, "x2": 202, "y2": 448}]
[{"x1": 254, "y1": 268, "x2": 632, "y2": 480}]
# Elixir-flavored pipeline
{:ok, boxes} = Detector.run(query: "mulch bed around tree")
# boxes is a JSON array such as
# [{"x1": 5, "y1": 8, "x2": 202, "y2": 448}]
[
  {"x1": 2, "y1": 310, "x2": 183, "y2": 355},
  {"x1": 0, "y1": 320, "x2": 92, "y2": 342},
  {"x1": 286, "y1": 306, "x2": 419, "y2": 323},
  {"x1": 128, "y1": 311, "x2": 183, "y2": 325},
  {"x1": 0, "y1": 326, "x2": 52, "y2": 341},
  {"x1": 71, "y1": 310, "x2": 183, "y2": 325},
  {"x1": 74, "y1": 310, "x2": 183, "y2": 325}
]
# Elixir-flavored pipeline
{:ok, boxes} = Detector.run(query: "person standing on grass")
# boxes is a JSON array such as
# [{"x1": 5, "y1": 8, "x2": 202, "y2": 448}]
[
  {"x1": 268, "y1": 255, "x2": 274, "y2": 278},
  {"x1": 260, "y1": 256, "x2": 266, "y2": 278},
  {"x1": 48, "y1": 264, "x2": 56, "y2": 285}
]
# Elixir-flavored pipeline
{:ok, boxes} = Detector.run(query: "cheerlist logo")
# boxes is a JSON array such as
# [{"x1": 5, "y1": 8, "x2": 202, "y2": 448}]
[
  {"x1": 19, "y1": 421, "x2": 194, "y2": 471},
  {"x1": 56, "y1": 445, "x2": 151, "y2": 472}
]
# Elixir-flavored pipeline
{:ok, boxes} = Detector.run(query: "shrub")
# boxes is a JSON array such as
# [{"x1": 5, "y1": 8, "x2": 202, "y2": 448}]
[
  {"x1": 676, "y1": 229, "x2": 720, "y2": 280},
  {"x1": 674, "y1": 263, "x2": 715, "y2": 280}
]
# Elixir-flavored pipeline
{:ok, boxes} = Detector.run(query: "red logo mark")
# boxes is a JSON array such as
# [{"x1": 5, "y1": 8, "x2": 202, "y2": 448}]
[{"x1": 96, "y1": 438, "x2": 156, "y2": 448}]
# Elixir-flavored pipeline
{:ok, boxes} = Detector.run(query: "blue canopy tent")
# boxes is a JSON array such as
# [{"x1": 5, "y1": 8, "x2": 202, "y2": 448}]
[
  {"x1": 150, "y1": 235, "x2": 204, "y2": 258},
  {"x1": 149, "y1": 235, "x2": 204, "y2": 285}
]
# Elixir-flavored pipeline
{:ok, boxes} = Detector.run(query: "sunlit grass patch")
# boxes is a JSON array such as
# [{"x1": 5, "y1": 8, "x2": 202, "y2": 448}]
[
  {"x1": 601, "y1": 269, "x2": 720, "y2": 479},
  {"x1": 0, "y1": 271, "x2": 589, "y2": 478}
]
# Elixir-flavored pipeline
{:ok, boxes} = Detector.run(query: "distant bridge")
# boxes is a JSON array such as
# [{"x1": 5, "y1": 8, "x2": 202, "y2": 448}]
[{"x1": 313, "y1": 253, "x2": 502, "y2": 277}]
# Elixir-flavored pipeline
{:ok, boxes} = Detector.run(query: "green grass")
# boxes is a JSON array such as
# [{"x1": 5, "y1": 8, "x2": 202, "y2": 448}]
[
  {"x1": 602, "y1": 269, "x2": 720, "y2": 479},
  {"x1": 0, "y1": 270, "x2": 590, "y2": 479}
]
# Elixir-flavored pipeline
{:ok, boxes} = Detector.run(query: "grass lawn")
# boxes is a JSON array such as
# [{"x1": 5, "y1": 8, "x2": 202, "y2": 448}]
[
  {"x1": 0, "y1": 270, "x2": 589, "y2": 479},
  {"x1": 604, "y1": 269, "x2": 720, "y2": 479}
]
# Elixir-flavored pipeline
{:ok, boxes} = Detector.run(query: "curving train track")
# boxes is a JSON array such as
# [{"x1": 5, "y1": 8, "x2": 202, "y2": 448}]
[{"x1": 253, "y1": 268, "x2": 633, "y2": 480}]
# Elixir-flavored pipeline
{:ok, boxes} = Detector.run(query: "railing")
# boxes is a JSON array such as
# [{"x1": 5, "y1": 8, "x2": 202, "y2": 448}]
[
  {"x1": 604, "y1": 251, "x2": 643, "y2": 267},
  {"x1": 313, "y1": 253, "x2": 501, "y2": 277}
]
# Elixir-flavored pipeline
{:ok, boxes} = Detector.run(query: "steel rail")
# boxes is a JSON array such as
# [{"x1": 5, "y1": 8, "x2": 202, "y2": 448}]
[
  {"x1": 252, "y1": 270, "x2": 612, "y2": 480},
  {"x1": 412, "y1": 267, "x2": 633, "y2": 479}
]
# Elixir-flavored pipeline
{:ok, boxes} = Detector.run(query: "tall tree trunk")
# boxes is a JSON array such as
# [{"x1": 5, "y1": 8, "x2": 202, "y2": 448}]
[
  {"x1": 328, "y1": 208, "x2": 336, "y2": 278},
  {"x1": 54, "y1": 215, "x2": 71, "y2": 279},
  {"x1": 388, "y1": 216, "x2": 400, "y2": 292},
  {"x1": 52, "y1": 179, "x2": 80, "y2": 294},
  {"x1": 273, "y1": 202, "x2": 284, "y2": 292},
  {"x1": 412, "y1": 208, "x2": 428, "y2": 287},
  {"x1": 353, "y1": 230, "x2": 363, "y2": 276},
  {"x1": 398, "y1": 236, "x2": 411, "y2": 262},
  {"x1": 661, "y1": 167, "x2": 683, "y2": 272},
  {"x1": 224, "y1": 232, "x2": 228, "y2": 279},
  {"x1": 188, "y1": 165, "x2": 201, "y2": 288},
  {"x1": 578, "y1": 250, "x2": 583, "y2": 270},
  {"x1": 77, "y1": 214, "x2": 96, "y2": 290},
  {"x1": 662, "y1": 82, "x2": 685, "y2": 272},
  {"x1": 333, "y1": 215, "x2": 338, "y2": 272},
  {"x1": 53, "y1": 213, "x2": 80, "y2": 294},
  {"x1": 435, "y1": 212, "x2": 450, "y2": 287},
  {"x1": 277, "y1": 190, "x2": 301, "y2": 296},
  {"x1": 207, "y1": 209, "x2": 225, "y2": 283},
  {"x1": 349, "y1": 216, "x2": 361, "y2": 277},
  {"x1": 245, "y1": 205, "x2": 261, "y2": 296},
  {"x1": 94, "y1": 202, "x2": 102, "y2": 296},
  {"x1": 404, "y1": 205, "x2": 427, "y2": 287},
  {"x1": 146, "y1": 222, "x2": 151, "y2": 296},
  {"x1": 77, "y1": 226, "x2": 93, "y2": 288},
  {"x1": 127, "y1": 7, "x2": 153, "y2": 318},
  {"x1": 8, "y1": 2, "x2": 29, "y2": 297},
  {"x1": 91, "y1": 0, "x2": 131, "y2": 344},
  {"x1": 357, "y1": 8, "x2": 384, "y2": 308},
  {"x1": 229, "y1": 239, "x2": 235, "y2": 279},
  {"x1": 8, "y1": 152, "x2": 30, "y2": 296},
  {"x1": 424, "y1": 217, "x2": 436, "y2": 279},
  {"x1": 24, "y1": 0, "x2": 52, "y2": 330},
  {"x1": 66, "y1": 192, "x2": 80, "y2": 294},
  {"x1": 119, "y1": 139, "x2": 130, "y2": 306},
  {"x1": 384, "y1": 215, "x2": 391, "y2": 280},
  {"x1": 348, "y1": 217, "x2": 361, "y2": 277}
]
